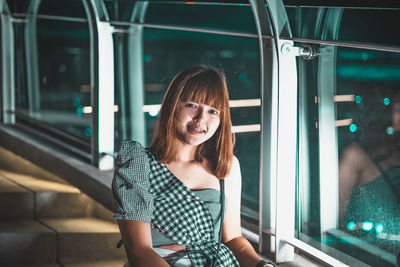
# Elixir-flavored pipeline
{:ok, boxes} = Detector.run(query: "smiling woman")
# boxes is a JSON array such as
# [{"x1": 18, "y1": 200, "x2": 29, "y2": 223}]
[
  {"x1": 150, "y1": 66, "x2": 233, "y2": 179},
  {"x1": 112, "y1": 65, "x2": 274, "y2": 267},
  {"x1": 175, "y1": 102, "x2": 221, "y2": 148}
]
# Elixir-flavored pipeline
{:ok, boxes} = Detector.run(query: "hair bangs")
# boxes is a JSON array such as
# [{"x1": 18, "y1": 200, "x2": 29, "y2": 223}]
[{"x1": 180, "y1": 71, "x2": 226, "y2": 111}]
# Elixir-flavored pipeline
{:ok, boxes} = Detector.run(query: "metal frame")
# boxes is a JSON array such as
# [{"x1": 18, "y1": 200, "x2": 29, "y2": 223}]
[
  {"x1": 82, "y1": 0, "x2": 115, "y2": 170},
  {"x1": 125, "y1": 1, "x2": 148, "y2": 145},
  {"x1": 257, "y1": 0, "x2": 297, "y2": 263},
  {"x1": 317, "y1": 8, "x2": 343, "y2": 241},
  {"x1": 249, "y1": 0, "x2": 277, "y2": 256},
  {"x1": 0, "y1": 0, "x2": 15, "y2": 124},
  {"x1": 25, "y1": 1, "x2": 41, "y2": 113}
]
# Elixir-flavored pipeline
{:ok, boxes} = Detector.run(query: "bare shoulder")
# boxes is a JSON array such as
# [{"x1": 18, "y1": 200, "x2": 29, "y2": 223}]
[
  {"x1": 340, "y1": 142, "x2": 369, "y2": 165},
  {"x1": 224, "y1": 156, "x2": 242, "y2": 191}
]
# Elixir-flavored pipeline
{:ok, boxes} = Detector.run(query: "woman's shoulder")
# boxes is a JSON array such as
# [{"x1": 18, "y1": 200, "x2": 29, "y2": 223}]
[
  {"x1": 224, "y1": 156, "x2": 241, "y2": 188},
  {"x1": 116, "y1": 140, "x2": 148, "y2": 164},
  {"x1": 118, "y1": 139, "x2": 145, "y2": 152}
]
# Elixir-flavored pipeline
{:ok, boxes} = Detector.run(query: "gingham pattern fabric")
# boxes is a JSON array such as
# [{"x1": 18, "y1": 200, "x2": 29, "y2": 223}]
[{"x1": 112, "y1": 140, "x2": 239, "y2": 267}]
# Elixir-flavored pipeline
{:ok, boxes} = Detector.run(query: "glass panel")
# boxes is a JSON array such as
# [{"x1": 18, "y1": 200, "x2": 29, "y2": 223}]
[
  {"x1": 36, "y1": 0, "x2": 87, "y2": 18},
  {"x1": 104, "y1": 0, "x2": 137, "y2": 22},
  {"x1": 7, "y1": 0, "x2": 30, "y2": 13},
  {"x1": 145, "y1": 1, "x2": 260, "y2": 34},
  {"x1": 14, "y1": 0, "x2": 91, "y2": 145},
  {"x1": 285, "y1": 6, "x2": 400, "y2": 48},
  {"x1": 298, "y1": 43, "x2": 400, "y2": 266},
  {"x1": 283, "y1": 0, "x2": 400, "y2": 8},
  {"x1": 14, "y1": 23, "x2": 28, "y2": 110},
  {"x1": 114, "y1": 27, "x2": 261, "y2": 218},
  {"x1": 9, "y1": 0, "x2": 87, "y2": 18}
]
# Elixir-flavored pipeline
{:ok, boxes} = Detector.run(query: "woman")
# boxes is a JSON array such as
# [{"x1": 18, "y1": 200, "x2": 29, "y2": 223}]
[
  {"x1": 112, "y1": 65, "x2": 274, "y2": 266},
  {"x1": 339, "y1": 98, "x2": 400, "y2": 253}
]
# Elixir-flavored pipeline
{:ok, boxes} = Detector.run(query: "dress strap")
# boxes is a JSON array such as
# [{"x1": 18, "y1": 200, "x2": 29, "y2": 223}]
[{"x1": 211, "y1": 179, "x2": 225, "y2": 267}]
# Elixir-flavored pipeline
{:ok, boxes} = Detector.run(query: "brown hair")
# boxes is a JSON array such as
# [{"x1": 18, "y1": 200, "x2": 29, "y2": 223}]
[{"x1": 150, "y1": 65, "x2": 234, "y2": 178}]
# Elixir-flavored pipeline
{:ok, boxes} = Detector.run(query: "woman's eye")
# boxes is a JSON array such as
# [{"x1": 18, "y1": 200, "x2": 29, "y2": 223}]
[
  {"x1": 209, "y1": 109, "x2": 219, "y2": 115},
  {"x1": 186, "y1": 103, "x2": 197, "y2": 108}
]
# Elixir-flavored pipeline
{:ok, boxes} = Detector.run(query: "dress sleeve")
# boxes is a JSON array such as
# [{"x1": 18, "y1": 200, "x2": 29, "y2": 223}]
[{"x1": 111, "y1": 140, "x2": 154, "y2": 222}]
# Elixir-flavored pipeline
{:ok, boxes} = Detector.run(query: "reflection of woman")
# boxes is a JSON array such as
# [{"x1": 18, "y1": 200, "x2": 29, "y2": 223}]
[
  {"x1": 339, "y1": 100, "x2": 400, "y2": 252},
  {"x1": 112, "y1": 66, "x2": 274, "y2": 266}
]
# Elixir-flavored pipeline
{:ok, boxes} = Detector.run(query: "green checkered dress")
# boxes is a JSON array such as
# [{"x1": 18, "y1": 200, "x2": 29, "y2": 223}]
[{"x1": 112, "y1": 140, "x2": 240, "y2": 266}]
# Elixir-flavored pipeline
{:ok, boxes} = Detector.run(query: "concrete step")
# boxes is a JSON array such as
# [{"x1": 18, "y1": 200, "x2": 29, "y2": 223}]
[
  {"x1": 61, "y1": 259, "x2": 126, "y2": 267},
  {"x1": 0, "y1": 170, "x2": 96, "y2": 219},
  {"x1": 40, "y1": 217, "x2": 126, "y2": 262},
  {"x1": 1, "y1": 264, "x2": 61, "y2": 267},
  {"x1": 0, "y1": 174, "x2": 34, "y2": 219},
  {"x1": 0, "y1": 219, "x2": 57, "y2": 264}
]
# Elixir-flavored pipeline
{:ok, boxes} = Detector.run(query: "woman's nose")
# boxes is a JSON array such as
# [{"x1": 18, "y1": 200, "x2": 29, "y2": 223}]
[{"x1": 194, "y1": 108, "x2": 206, "y2": 122}]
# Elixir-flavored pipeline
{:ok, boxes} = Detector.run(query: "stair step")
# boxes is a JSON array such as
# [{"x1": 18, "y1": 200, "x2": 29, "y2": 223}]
[
  {"x1": 0, "y1": 174, "x2": 34, "y2": 219},
  {"x1": 61, "y1": 259, "x2": 126, "y2": 267},
  {"x1": 40, "y1": 218, "x2": 125, "y2": 262},
  {"x1": 1, "y1": 264, "x2": 61, "y2": 267},
  {"x1": 0, "y1": 219, "x2": 57, "y2": 264},
  {"x1": 0, "y1": 170, "x2": 96, "y2": 219},
  {"x1": 0, "y1": 170, "x2": 79, "y2": 193}
]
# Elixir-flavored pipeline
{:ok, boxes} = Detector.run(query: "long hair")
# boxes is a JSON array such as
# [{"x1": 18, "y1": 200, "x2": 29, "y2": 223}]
[{"x1": 150, "y1": 65, "x2": 234, "y2": 178}]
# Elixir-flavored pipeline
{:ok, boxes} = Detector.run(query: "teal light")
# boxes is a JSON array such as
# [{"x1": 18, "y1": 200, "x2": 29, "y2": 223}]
[
  {"x1": 143, "y1": 54, "x2": 152, "y2": 62},
  {"x1": 349, "y1": 124, "x2": 357, "y2": 132},
  {"x1": 76, "y1": 105, "x2": 83, "y2": 117},
  {"x1": 220, "y1": 50, "x2": 235, "y2": 58},
  {"x1": 362, "y1": 221, "x2": 374, "y2": 231},
  {"x1": 73, "y1": 97, "x2": 80, "y2": 107},
  {"x1": 375, "y1": 223, "x2": 384, "y2": 234},
  {"x1": 84, "y1": 127, "x2": 92, "y2": 137},
  {"x1": 387, "y1": 127, "x2": 394, "y2": 135},
  {"x1": 148, "y1": 109, "x2": 159, "y2": 117},
  {"x1": 384, "y1": 98, "x2": 390, "y2": 105},
  {"x1": 337, "y1": 65, "x2": 400, "y2": 81},
  {"x1": 347, "y1": 221, "x2": 356, "y2": 231},
  {"x1": 239, "y1": 73, "x2": 247, "y2": 82},
  {"x1": 355, "y1": 95, "x2": 362, "y2": 104}
]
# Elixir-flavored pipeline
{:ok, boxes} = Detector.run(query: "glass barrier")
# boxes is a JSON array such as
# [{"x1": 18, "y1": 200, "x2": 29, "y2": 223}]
[
  {"x1": 7, "y1": 0, "x2": 30, "y2": 13},
  {"x1": 297, "y1": 41, "x2": 400, "y2": 266},
  {"x1": 284, "y1": 6, "x2": 400, "y2": 48},
  {"x1": 36, "y1": 0, "x2": 87, "y2": 18},
  {"x1": 145, "y1": 1, "x2": 259, "y2": 35},
  {"x1": 13, "y1": 0, "x2": 91, "y2": 144},
  {"x1": 104, "y1": 0, "x2": 138, "y2": 22}
]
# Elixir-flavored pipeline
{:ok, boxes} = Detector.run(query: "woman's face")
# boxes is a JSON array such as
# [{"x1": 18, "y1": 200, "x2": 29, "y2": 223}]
[{"x1": 175, "y1": 101, "x2": 221, "y2": 147}]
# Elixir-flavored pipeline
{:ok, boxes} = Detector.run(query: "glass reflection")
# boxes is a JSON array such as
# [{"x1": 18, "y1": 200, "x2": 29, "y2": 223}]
[
  {"x1": 298, "y1": 44, "x2": 400, "y2": 266},
  {"x1": 339, "y1": 92, "x2": 400, "y2": 253}
]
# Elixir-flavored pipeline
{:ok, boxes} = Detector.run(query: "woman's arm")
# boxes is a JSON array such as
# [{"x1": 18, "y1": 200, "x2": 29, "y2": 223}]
[
  {"x1": 338, "y1": 143, "x2": 379, "y2": 218},
  {"x1": 117, "y1": 220, "x2": 170, "y2": 267},
  {"x1": 222, "y1": 157, "x2": 273, "y2": 267}
]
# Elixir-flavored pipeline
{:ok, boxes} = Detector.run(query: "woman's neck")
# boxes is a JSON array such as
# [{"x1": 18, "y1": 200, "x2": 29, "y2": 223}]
[{"x1": 172, "y1": 141, "x2": 197, "y2": 163}]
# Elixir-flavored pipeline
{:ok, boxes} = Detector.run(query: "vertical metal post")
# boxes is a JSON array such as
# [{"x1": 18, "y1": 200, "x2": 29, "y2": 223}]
[
  {"x1": 25, "y1": 0, "x2": 41, "y2": 114},
  {"x1": 260, "y1": 0, "x2": 297, "y2": 263},
  {"x1": 83, "y1": 0, "x2": 115, "y2": 170},
  {"x1": 318, "y1": 45, "x2": 339, "y2": 236},
  {"x1": 318, "y1": 8, "x2": 343, "y2": 240},
  {"x1": 0, "y1": 0, "x2": 15, "y2": 124},
  {"x1": 126, "y1": 1, "x2": 148, "y2": 145},
  {"x1": 274, "y1": 40, "x2": 297, "y2": 263},
  {"x1": 249, "y1": 0, "x2": 277, "y2": 255}
]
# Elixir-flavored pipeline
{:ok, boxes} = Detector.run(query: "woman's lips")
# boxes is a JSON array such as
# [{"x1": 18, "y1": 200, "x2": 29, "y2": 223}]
[{"x1": 188, "y1": 125, "x2": 205, "y2": 133}]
